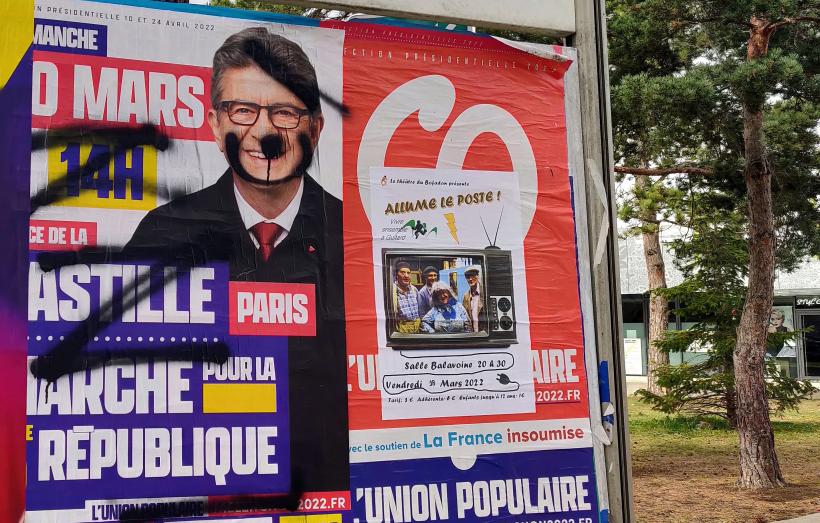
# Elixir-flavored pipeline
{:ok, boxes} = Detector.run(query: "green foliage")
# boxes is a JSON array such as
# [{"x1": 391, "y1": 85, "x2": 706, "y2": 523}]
[
  {"x1": 206, "y1": 0, "x2": 351, "y2": 20},
  {"x1": 208, "y1": 0, "x2": 307, "y2": 16},
  {"x1": 725, "y1": 50, "x2": 806, "y2": 109},
  {"x1": 481, "y1": 28, "x2": 557, "y2": 45},
  {"x1": 606, "y1": 0, "x2": 693, "y2": 83},
  {"x1": 633, "y1": 200, "x2": 815, "y2": 422},
  {"x1": 611, "y1": 0, "x2": 820, "y2": 252},
  {"x1": 610, "y1": 3, "x2": 820, "y2": 424},
  {"x1": 636, "y1": 360, "x2": 815, "y2": 421},
  {"x1": 612, "y1": 71, "x2": 720, "y2": 166}
]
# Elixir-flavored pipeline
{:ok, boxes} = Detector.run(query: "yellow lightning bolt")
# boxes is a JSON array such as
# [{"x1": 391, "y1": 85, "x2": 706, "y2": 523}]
[{"x1": 444, "y1": 212, "x2": 459, "y2": 244}]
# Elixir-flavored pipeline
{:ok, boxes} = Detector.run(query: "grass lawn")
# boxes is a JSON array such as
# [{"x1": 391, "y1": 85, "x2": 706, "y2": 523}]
[{"x1": 629, "y1": 397, "x2": 820, "y2": 522}]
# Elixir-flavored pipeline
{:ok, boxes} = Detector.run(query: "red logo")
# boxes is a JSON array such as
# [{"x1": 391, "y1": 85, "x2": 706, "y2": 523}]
[{"x1": 229, "y1": 282, "x2": 316, "y2": 336}]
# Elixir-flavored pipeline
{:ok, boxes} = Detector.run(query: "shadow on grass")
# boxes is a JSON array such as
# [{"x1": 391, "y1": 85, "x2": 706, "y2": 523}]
[
  {"x1": 631, "y1": 412, "x2": 820, "y2": 435},
  {"x1": 770, "y1": 420, "x2": 820, "y2": 433},
  {"x1": 630, "y1": 414, "x2": 734, "y2": 434},
  {"x1": 753, "y1": 483, "x2": 820, "y2": 503}
]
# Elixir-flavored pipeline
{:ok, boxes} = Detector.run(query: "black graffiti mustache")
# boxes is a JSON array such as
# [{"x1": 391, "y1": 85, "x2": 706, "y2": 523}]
[{"x1": 224, "y1": 130, "x2": 314, "y2": 186}]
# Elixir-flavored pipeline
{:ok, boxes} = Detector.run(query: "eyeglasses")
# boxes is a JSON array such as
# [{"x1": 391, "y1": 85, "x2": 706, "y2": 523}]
[{"x1": 218, "y1": 100, "x2": 310, "y2": 129}]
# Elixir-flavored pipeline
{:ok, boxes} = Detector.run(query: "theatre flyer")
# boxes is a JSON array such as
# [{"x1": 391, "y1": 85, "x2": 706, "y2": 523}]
[{"x1": 369, "y1": 167, "x2": 535, "y2": 420}]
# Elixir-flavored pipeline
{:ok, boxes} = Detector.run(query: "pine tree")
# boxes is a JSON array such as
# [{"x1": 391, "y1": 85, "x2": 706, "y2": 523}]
[
  {"x1": 634, "y1": 200, "x2": 814, "y2": 428},
  {"x1": 609, "y1": 0, "x2": 820, "y2": 488}
]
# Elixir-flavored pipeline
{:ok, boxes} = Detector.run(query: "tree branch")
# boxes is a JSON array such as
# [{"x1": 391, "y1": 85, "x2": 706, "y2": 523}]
[
  {"x1": 676, "y1": 16, "x2": 753, "y2": 28},
  {"x1": 615, "y1": 166, "x2": 714, "y2": 177},
  {"x1": 768, "y1": 16, "x2": 820, "y2": 30}
]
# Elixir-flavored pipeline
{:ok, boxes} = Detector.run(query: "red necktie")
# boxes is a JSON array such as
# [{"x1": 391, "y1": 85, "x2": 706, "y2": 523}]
[{"x1": 250, "y1": 222, "x2": 282, "y2": 262}]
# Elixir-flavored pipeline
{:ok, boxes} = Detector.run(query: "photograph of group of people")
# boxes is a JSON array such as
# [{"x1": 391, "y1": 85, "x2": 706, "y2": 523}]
[{"x1": 386, "y1": 255, "x2": 487, "y2": 336}]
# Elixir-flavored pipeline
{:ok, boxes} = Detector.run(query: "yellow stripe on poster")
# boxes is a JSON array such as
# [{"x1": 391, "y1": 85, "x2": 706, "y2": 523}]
[
  {"x1": 202, "y1": 383, "x2": 276, "y2": 413},
  {"x1": 0, "y1": 1, "x2": 33, "y2": 89},
  {"x1": 46, "y1": 138, "x2": 158, "y2": 210},
  {"x1": 307, "y1": 515, "x2": 343, "y2": 523},
  {"x1": 280, "y1": 515, "x2": 343, "y2": 523}
]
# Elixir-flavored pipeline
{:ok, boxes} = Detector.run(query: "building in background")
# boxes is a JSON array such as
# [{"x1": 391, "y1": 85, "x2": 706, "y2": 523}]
[{"x1": 620, "y1": 233, "x2": 820, "y2": 382}]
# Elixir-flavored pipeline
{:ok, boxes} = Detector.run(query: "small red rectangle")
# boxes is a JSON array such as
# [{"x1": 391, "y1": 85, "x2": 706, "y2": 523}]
[
  {"x1": 29, "y1": 219, "x2": 97, "y2": 251},
  {"x1": 229, "y1": 282, "x2": 316, "y2": 337}
]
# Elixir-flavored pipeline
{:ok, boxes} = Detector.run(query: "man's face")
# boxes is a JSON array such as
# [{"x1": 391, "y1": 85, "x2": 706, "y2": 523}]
[
  {"x1": 425, "y1": 272, "x2": 438, "y2": 286},
  {"x1": 397, "y1": 267, "x2": 412, "y2": 287},
  {"x1": 208, "y1": 64, "x2": 323, "y2": 184},
  {"x1": 466, "y1": 273, "x2": 478, "y2": 287}
]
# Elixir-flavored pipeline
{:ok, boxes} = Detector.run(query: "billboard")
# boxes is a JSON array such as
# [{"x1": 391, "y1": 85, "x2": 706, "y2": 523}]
[{"x1": 1, "y1": 1, "x2": 604, "y2": 521}]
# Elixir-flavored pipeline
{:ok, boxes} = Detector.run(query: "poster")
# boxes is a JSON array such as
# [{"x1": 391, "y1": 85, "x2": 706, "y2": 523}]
[
  {"x1": 369, "y1": 167, "x2": 534, "y2": 419},
  {"x1": 769, "y1": 305, "x2": 796, "y2": 363},
  {"x1": 3, "y1": 1, "x2": 604, "y2": 521},
  {"x1": 623, "y1": 338, "x2": 643, "y2": 376}
]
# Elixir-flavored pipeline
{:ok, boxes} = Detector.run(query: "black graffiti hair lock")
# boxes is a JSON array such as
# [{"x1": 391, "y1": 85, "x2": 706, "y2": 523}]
[{"x1": 241, "y1": 38, "x2": 320, "y2": 114}]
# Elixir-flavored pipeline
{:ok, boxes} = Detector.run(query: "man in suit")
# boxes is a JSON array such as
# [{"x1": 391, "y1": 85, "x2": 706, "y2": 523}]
[{"x1": 124, "y1": 28, "x2": 348, "y2": 494}]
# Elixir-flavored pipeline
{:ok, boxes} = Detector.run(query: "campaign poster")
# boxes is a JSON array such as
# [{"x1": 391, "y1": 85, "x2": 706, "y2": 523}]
[
  {"x1": 13, "y1": 1, "x2": 604, "y2": 522},
  {"x1": 28, "y1": 1, "x2": 347, "y2": 520},
  {"x1": 339, "y1": 20, "x2": 601, "y2": 523}
]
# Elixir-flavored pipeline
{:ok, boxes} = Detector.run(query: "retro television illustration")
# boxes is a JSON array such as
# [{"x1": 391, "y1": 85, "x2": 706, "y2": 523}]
[{"x1": 382, "y1": 245, "x2": 517, "y2": 349}]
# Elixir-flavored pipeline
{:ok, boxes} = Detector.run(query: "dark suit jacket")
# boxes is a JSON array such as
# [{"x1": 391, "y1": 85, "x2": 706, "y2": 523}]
[{"x1": 124, "y1": 171, "x2": 349, "y2": 493}]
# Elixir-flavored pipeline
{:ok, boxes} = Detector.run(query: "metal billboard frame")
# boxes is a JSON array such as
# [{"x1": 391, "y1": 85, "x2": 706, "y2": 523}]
[
  {"x1": 282, "y1": 0, "x2": 576, "y2": 36},
  {"x1": 262, "y1": 0, "x2": 634, "y2": 521}
]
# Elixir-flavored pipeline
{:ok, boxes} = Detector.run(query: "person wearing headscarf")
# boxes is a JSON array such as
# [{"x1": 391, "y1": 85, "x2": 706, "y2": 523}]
[{"x1": 421, "y1": 281, "x2": 470, "y2": 333}]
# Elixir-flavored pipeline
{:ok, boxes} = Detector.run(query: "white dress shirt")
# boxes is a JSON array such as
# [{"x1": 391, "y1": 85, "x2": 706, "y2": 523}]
[{"x1": 233, "y1": 178, "x2": 304, "y2": 249}]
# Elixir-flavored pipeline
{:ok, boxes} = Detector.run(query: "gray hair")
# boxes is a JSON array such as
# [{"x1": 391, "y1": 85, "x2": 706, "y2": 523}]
[{"x1": 211, "y1": 27, "x2": 320, "y2": 113}]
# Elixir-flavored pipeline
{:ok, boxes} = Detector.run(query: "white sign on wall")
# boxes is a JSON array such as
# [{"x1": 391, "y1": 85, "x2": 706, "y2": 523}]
[{"x1": 624, "y1": 338, "x2": 643, "y2": 375}]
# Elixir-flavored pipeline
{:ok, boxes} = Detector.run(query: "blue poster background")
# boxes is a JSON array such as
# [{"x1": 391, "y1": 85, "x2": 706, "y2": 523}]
[
  {"x1": 27, "y1": 261, "x2": 292, "y2": 510},
  {"x1": 350, "y1": 448, "x2": 598, "y2": 523}
]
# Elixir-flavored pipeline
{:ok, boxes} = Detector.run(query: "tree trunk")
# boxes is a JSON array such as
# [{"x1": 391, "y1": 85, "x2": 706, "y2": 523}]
[
  {"x1": 733, "y1": 17, "x2": 785, "y2": 489},
  {"x1": 725, "y1": 353, "x2": 738, "y2": 429},
  {"x1": 635, "y1": 177, "x2": 670, "y2": 395}
]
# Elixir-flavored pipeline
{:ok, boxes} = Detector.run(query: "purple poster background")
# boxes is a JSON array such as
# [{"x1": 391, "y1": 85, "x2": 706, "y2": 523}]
[{"x1": 0, "y1": 45, "x2": 33, "y2": 520}]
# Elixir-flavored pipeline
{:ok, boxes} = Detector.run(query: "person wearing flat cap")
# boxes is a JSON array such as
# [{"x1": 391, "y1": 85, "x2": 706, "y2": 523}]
[
  {"x1": 462, "y1": 267, "x2": 484, "y2": 333},
  {"x1": 417, "y1": 266, "x2": 439, "y2": 318},
  {"x1": 391, "y1": 261, "x2": 421, "y2": 333}
]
